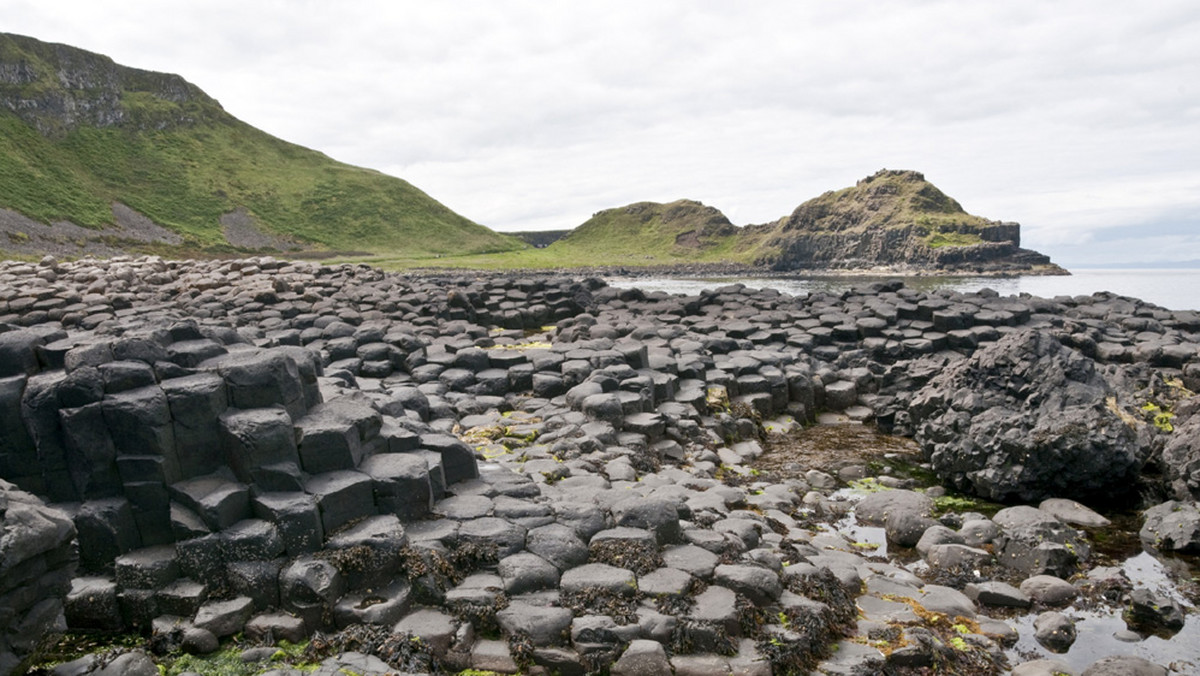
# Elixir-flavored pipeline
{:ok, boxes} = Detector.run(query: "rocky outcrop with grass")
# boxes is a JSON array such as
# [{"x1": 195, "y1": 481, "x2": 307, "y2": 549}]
[
  {"x1": 544, "y1": 170, "x2": 1065, "y2": 275},
  {"x1": 745, "y1": 169, "x2": 1064, "y2": 274},
  {"x1": 1, "y1": 255, "x2": 1197, "y2": 675}
]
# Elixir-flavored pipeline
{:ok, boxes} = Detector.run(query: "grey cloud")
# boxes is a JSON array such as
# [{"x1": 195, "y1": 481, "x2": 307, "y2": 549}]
[{"x1": 4, "y1": 0, "x2": 1200, "y2": 264}]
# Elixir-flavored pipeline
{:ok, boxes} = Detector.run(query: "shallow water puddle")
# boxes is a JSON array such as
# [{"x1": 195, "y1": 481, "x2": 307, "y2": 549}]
[
  {"x1": 758, "y1": 421, "x2": 1200, "y2": 673},
  {"x1": 1008, "y1": 549, "x2": 1200, "y2": 674}
]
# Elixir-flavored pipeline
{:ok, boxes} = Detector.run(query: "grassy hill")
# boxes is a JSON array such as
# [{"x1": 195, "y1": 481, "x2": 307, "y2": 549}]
[
  {"x1": 362, "y1": 199, "x2": 762, "y2": 270},
  {"x1": 373, "y1": 170, "x2": 1060, "y2": 274},
  {"x1": 0, "y1": 32, "x2": 526, "y2": 258},
  {"x1": 772, "y1": 169, "x2": 995, "y2": 245},
  {"x1": 546, "y1": 199, "x2": 749, "y2": 264}
]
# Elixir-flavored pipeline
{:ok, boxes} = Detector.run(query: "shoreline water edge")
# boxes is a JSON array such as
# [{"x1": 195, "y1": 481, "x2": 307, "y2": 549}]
[{"x1": 607, "y1": 269, "x2": 1200, "y2": 314}]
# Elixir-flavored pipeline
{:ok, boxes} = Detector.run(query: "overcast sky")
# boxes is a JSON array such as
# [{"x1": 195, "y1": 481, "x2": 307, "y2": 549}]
[{"x1": 6, "y1": 1, "x2": 1200, "y2": 267}]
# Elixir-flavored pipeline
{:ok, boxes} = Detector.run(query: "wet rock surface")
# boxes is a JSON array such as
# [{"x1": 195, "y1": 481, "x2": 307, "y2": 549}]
[{"x1": 0, "y1": 256, "x2": 1197, "y2": 675}]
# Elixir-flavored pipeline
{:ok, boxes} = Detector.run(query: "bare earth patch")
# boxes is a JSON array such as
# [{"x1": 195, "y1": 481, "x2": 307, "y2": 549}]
[
  {"x1": 0, "y1": 203, "x2": 182, "y2": 258},
  {"x1": 220, "y1": 208, "x2": 301, "y2": 251},
  {"x1": 111, "y1": 202, "x2": 183, "y2": 246}
]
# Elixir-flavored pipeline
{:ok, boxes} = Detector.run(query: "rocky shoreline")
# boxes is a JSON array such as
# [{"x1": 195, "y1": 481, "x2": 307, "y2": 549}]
[
  {"x1": 0, "y1": 255, "x2": 1196, "y2": 675},
  {"x1": 408, "y1": 261, "x2": 1068, "y2": 280}
]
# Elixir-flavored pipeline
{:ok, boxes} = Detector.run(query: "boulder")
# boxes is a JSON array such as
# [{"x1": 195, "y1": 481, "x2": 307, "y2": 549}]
[
  {"x1": 1139, "y1": 500, "x2": 1200, "y2": 554},
  {"x1": 1161, "y1": 409, "x2": 1200, "y2": 499},
  {"x1": 909, "y1": 330, "x2": 1146, "y2": 502},
  {"x1": 279, "y1": 557, "x2": 344, "y2": 631},
  {"x1": 1033, "y1": 611, "x2": 1075, "y2": 652},
  {"x1": 1019, "y1": 575, "x2": 1079, "y2": 606},
  {"x1": 993, "y1": 506, "x2": 1088, "y2": 576},
  {"x1": 1038, "y1": 498, "x2": 1111, "y2": 528},
  {"x1": 1126, "y1": 588, "x2": 1185, "y2": 634}
]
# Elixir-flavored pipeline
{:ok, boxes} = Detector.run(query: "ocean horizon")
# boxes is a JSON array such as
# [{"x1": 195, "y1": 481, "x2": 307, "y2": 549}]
[{"x1": 609, "y1": 269, "x2": 1200, "y2": 312}]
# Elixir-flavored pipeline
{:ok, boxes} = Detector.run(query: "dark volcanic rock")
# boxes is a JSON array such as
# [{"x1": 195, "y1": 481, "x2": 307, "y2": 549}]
[
  {"x1": 1139, "y1": 500, "x2": 1200, "y2": 554},
  {"x1": 910, "y1": 329, "x2": 1146, "y2": 503},
  {"x1": 1159, "y1": 405, "x2": 1200, "y2": 500},
  {"x1": 0, "y1": 480, "x2": 78, "y2": 672},
  {"x1": 6, "y1": 254, "x2": 1200, "y2": 674},
  {"x1": 754, "y1": 170, "x2": 1063, "y2": 275}
]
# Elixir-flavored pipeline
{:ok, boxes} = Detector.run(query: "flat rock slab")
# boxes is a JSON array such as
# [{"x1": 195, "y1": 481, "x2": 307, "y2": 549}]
[
  {"x1": 194, "y1": 596, "x2": 254, "y2": 637},
  {"x1": 458, "y1": 516, "x2": 527, "y2": 558},
  {"x1": 662, "y1": 544, "x2": 719, "y2": 579},
  {"x1": 114, "y1": 545, "x2": 179, "y2": 589},
  {"x1": 916, "y1": 584, "x2": 976, "y2": 619},
  {"x1": 1039, "y1": 498, "x2": 1111, "y2": 528},
  {"x1": 470, "y1": 638, "x2": 519, "y2": 674},
  {"x1": 560, "y1": 563, "x2": 637, "y2": 596},
  {"x1": 1080, "y1": 656, "x2": 1168, "y2": 676},
  {"x1": 311, "y1": 652, "x2": 397, "y2": 676},
  {"x1": 1019, "y1": 575, "x2": 1079, "y2": 605},
  {"x1": 333, "y1": 580, "x2": 412, "y2": 628},
  {"x1": 688, "y1": 585, "x2": 739, "y2": 631},
  {"x1": 1010, "y1": 659, "x2": 1077, "y2": 676},
  {"x1": 816, "y1": 639, "x2": 885, "y2": 676},
  {"x1": 433, "y1": 494, "x2": 495, "y2": 520},
  {"x1": 611, "y1": 639, "x2": 672, "y2": 676},
  {"x1": 965, "y1": 580, "x2": 1031, "y2": 608},
  {"x1": 857, "y1": 595, "x2": 919, "y2": 623},
  {"x1": 712, "y1": 564, "x2": 782, "y2": 605},
  {"x1": 393, "y1": 608, "x2": 459, "y2": 656},
  {"x1": 855, "y1": 489, "x2": 933, "y2": 526},
  {"x1": 638, "y1": 567, "x2": 694, "y2": 598},
  {"x1": 496, "y1": 602, "x2": 573, "y2": 647}
]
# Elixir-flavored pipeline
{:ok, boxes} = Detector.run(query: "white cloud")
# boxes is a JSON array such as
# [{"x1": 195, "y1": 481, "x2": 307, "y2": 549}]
[{"x1": 4, "y1": 0, "x2": 1200, "y2": 264}]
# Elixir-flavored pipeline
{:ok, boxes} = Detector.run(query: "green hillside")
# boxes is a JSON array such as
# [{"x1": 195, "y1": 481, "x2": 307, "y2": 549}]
[
  {"x1": 366, "y1": 199, "x2": 763, "y2": 269},
  {"x1": 365, "y1": 170, "x2": 1059, "y2": 275},
  {"x1": 0, "y1": 33, "x2": 525, "y2": 258},
  {"x1": 546, "y1": 199, "x2": 748, "y2": 263}
]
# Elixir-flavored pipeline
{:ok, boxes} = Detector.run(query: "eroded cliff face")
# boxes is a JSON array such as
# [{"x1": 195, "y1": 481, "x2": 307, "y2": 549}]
[
  {"x1": 754, "y1": 224, "x2": 1055, "y2": 272},
  {"x1": 0, "y1": 32, "x2": 221, "y2": 135},
  {"x1": 746, "y1": 170, "x2": 1062, "y2": 274}
]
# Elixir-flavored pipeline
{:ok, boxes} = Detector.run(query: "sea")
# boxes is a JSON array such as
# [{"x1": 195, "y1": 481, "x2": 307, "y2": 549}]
[{"x1": 607, "y1": 269, "x2": 1200, "y2": 312}]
